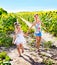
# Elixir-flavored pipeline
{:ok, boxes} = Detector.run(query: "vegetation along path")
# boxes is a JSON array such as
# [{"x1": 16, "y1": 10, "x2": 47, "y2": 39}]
[
  {"x1": 7, "y1": 17, "x2": 57, "y2": 65},
  {"x1": 20, "y1": 17, "x2": 57, "y2": 47}
]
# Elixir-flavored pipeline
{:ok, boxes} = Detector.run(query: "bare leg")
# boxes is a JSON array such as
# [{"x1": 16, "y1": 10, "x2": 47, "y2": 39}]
[
  {"x1": 35, "y1": 39, "x2": 37, "y2": 48},
  {"x1": 17, "y1": 44, "x2": 21, "y2": 56},
  {"x1": 36, "y1": 36, "x2": 41, "y2": 50},
  {"x1": 20, "y1": 44, "x2": 24, "y2": 53}
]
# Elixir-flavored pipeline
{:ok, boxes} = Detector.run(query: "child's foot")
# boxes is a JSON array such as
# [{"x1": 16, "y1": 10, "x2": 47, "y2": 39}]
[
  {"x1": 35, "y1": 49, "x2": 40, "y2": 53},
  {"x1": 19, "y1": 55, "x2": 22, "y2": 57},
  {"x1": 38, "y1": 49, "x2": 40, "y2": 52},
  {"x1": 35, "y1": 49, "x2": 38, "y2": 53},
  {"x1": 38, "y1": 49, "x2": 41, "y2": 55}
]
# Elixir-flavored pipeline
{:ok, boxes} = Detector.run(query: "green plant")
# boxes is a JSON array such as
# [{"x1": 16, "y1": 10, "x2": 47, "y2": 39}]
[
  {"x1": 43, "y1": 41, "x2": 52, "y2": 48},
  {"x1": 1, "y1": 61, "x2": 11, "y2": 65},
  {"x1": 5, "y1": 56, "x2": 11, "y2": 61},
  {"x1": 43, "y1": 58, "x2": 53, "y2": 65},
  {"x1": 0, "y1": 52, "x2": 7, "y2": 59},
  {"x1": 18, "y1": 11, "x2": 57, "y2": 37},
  {"x1": 0, "y1": 52, "x2": 11, "y2": 65},
  {"x1": 0, "y1": 60, "x2": 3, "y2": 64},
  {"x1": 0, "y1": 35, "x2": 13, "y2": 47},
  {"x1": 28, "y1": 39, "x2": 35, "y2": 47},
  {"x1": 0, "y1": 10, "x2": 16, "y2": 48}
]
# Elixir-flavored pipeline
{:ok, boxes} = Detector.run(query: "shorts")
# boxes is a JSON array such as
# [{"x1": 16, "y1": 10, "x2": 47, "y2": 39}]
[{"x1": 34, "y1": 32, "x2": 42, "y2": 36}]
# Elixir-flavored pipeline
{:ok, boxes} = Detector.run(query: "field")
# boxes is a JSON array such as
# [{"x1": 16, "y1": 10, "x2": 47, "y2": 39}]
[{"x1": 0, "y1": 8, "x2": 57, "y2": 65}]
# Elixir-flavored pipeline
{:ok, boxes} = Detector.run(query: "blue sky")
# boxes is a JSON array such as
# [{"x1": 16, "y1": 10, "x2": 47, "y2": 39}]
[{"x1": 0, "y1": 0, "x2": 57, "y2": 12}]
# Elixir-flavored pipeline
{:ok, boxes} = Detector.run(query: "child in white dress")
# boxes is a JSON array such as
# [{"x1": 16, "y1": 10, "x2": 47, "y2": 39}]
[{"x1": 13, "y1": 22, "x2": 26, "y2": 57}]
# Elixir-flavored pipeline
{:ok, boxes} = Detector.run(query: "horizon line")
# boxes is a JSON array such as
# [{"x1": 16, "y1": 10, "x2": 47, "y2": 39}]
[
  {"x1": 7, "y1": 9, "x2": 57, "y2": 13},
  {"x1": 0, "y1": 8, "x2": 57, "y2": 13}
]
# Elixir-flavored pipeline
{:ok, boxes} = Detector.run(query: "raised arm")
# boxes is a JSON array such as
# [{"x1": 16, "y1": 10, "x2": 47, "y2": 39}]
[
  {"x1": 41, "y1": 21, "x2": 45, "y2": 27},
  {"x1": 27, "y1": 21, "x2": 36, "y2": 33},
  {"x1": 41, "y1": 21, "x2": 48, "y2": 32}
]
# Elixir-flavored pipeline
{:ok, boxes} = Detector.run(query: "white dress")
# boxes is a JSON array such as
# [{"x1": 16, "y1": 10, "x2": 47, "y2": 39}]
[{"x1": 14, "y1": 32, "x2": 26, "y2": 45}]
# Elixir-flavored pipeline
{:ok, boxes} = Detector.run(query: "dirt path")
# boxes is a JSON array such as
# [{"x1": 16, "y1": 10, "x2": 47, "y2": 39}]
[
  {"x1": 7, "y1": 17, "x2": 57, "y2": 65},
  {"x1": 8, "y1": 41, "x2": 57, "y2": 65},
  {"x1": 20, "y1": 17, "x2": 57, "y2": 47},
  {"x1": 8, "y1": 43, "x2": 43, "y2": 65}
]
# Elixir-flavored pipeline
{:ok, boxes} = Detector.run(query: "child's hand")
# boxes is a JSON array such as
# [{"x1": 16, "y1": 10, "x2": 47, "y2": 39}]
[{"x1": 24, "y1": 33, "x2": 28, "y2": 37}]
